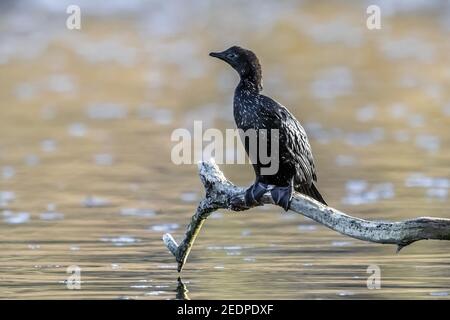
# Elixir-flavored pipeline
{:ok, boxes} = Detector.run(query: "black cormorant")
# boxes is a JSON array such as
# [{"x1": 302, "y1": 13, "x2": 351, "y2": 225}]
[{"x1": 210, "y1": 46, "x2": 326, "y2": 211}]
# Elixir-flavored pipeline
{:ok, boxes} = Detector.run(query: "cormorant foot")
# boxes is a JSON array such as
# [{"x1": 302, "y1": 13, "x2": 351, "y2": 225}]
[
  {"x1": 271, "y1": 186, "x2": 293, "y2": 211},
  {"x1": 244, "y1": 182, "x2": 269, "y2": 206}
]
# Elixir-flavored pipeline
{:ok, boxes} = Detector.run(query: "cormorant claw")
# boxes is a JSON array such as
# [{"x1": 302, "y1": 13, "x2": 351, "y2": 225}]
[
  {"x1": 244, "y1": 182, "x2": 269, "y2": 206},
  {"x1": 271, "y1": 185, "x2": 293, "y2": 211}
]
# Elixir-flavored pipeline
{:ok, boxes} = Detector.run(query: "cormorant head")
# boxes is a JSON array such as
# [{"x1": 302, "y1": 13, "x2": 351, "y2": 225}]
[{"x1": 209, "y1": 46, "x2": 263, "y2": 91}]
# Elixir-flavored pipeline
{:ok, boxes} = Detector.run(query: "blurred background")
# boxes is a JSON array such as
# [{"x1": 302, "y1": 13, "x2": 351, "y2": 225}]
[{"x1": 0, "y1": 0, "x2": 449, "y2": 299}]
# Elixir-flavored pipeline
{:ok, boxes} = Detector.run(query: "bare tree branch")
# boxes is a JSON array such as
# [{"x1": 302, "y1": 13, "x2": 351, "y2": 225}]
[{"x1": 163, "y1": 159, "x2": 450, "y2": 272}]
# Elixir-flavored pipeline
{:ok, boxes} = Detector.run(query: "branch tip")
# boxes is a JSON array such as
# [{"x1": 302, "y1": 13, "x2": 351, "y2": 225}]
[{"x1": 163, "y1": 233, "x2": 179, "y2": 257}]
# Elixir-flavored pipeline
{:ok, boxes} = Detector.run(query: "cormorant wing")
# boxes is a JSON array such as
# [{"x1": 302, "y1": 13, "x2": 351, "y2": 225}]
[{"x1": 259, "y1": 95, "x2": 318, "y2": 185}]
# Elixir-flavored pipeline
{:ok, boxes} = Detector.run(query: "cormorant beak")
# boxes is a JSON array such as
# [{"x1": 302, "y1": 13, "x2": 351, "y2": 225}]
[{"x1": 209, "y1": 51, "x2": 227, "y2": 62}]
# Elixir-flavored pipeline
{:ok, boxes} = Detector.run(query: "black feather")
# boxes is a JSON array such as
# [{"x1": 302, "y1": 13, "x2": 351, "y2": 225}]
[
  {"x1": 295, "y1": 183, "x2": 327, "y2": 205},
  {"x1": 210, "y1": 46, "x2": 327, "y2": 207}
]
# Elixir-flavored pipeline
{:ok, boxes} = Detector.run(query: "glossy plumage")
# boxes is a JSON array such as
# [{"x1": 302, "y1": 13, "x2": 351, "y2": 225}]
[{"x1": 210, "y1": 46, "x2": 326, "y2": 209}]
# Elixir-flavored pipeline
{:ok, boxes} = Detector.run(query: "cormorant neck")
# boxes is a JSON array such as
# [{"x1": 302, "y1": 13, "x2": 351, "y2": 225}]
[{"x1": 238, "y1": 74, "x2": 262, "y2": 93}]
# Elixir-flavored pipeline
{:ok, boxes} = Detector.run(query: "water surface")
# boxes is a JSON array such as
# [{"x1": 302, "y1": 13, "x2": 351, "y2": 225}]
[{"x1": 0, "y1": 0, "x2": 449, "y2": 299}]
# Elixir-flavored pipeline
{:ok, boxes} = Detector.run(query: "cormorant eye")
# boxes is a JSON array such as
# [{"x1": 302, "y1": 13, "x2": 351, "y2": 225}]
[{"x1": 227, "y1": 53, "x2": 238, "y2": 59}]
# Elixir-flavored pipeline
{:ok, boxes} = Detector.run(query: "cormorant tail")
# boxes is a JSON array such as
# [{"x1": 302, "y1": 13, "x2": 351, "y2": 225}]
[{"x1": 295, "y1": 183, "x2": 327, "y2": 206}]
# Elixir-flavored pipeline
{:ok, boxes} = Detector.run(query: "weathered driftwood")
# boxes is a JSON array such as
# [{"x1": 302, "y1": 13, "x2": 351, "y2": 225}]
[{"x1": 163, "y1": 159, "x2": 450, "y2": 272}]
